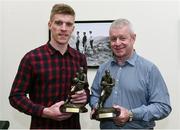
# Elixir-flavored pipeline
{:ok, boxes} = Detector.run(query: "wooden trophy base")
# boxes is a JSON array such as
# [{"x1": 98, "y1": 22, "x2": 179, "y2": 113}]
[{"x1": 92, "y1": 107, "x2": 120, "y2": 120}]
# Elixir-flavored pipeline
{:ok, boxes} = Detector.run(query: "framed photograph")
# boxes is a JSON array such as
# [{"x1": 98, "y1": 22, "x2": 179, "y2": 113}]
[{"x1": 49, "y1": 20, "x2": 113, "y2": 68}]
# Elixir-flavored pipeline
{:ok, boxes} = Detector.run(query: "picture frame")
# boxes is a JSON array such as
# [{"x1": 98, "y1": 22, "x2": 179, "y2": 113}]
[{"x1": 49, "y1": 20, "x2": 113, "y2": 68}]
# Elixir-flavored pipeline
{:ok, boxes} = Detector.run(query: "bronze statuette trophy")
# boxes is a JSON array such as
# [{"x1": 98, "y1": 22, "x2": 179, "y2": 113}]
[
  {"x1": 92, "y1": 70, "x2": 120, "y2": 120},
  {"x1": 60, "y1": 67, "x2": 88, "y2": 113}
]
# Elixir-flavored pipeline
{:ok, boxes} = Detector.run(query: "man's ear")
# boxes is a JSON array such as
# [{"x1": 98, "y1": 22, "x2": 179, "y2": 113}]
[
  {"x1": 72, "y1": 25, "x2": 75, "y2": 32},
  {"x1": 132, "y1": 34, "x2": 136, "y2": 41},
  {"x1": 48, "y1": 21, "x2": 51, "y2": 30}
]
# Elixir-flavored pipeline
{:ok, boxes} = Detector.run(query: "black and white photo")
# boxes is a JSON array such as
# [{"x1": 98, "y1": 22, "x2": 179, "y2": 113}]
[{"x1": 69, "y1": 20, "x2": 113, "y2": 68}]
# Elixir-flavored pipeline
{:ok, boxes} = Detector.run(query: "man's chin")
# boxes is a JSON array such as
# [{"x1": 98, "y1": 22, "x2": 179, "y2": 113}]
[
  {"x1": 115, "y1": 52, "x2": 124, "y2": 57},
  {"x1": 57, "y1": 40, "x2": 68, "y2": 45}
]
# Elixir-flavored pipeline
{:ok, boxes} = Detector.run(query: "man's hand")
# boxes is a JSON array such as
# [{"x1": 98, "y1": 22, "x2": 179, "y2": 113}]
[
  {"x1": 90, "y1": 108, "x2": 96, "y2": 119},
  {"x1": 71, "y1": 89, "x2": 87, "y2": 104},
  {"x1": 42, "y1": 101, "x2": 72, "y2": 121},
  {"x1": 113, "y1": 105, "x2": 130, "y2": 126}
]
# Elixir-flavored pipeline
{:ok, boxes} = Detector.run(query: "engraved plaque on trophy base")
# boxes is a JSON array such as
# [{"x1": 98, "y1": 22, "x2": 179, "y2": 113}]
[
  {"x1": 92, "y1": 107, "x2": 120, "y2": 120},
  {"x1": 60, "y1": 103, "x2": 88, "y2": 113}
]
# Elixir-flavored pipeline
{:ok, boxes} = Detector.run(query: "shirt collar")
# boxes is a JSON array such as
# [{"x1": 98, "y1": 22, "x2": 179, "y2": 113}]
[
  {"x1": 111, "y1": 51, "x2": 137, "y2": 67},
  {"x1": 46, "y1": 42, "x2": 75, "y2": 57},
  {"x1": 126, "y1": 51, "x2": 137, "y2": 66},
  {"x1": 46, "y1": 42, "x2": 57, "y2": 55}
]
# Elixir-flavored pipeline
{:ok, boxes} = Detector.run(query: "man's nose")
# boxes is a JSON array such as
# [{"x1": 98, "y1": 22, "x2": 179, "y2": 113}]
[
  {"x1": 115, "y1": 38, "x2": 122, "y2": 45},
  {"x1": 61, "y1": 23, "x2": 67, "y2": 30}
]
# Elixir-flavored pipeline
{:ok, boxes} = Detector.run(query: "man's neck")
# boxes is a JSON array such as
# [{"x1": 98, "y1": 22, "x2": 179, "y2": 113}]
[
  {"x1": 116, "y1": 50, "x2": 134, "y2": 65},
  {"x1": 50, "y1": 41, "x2": 68, "y2": 55}
]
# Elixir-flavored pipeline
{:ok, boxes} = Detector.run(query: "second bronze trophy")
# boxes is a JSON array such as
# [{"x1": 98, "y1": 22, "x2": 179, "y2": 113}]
[
  {"x1": 60, "y1": 67, "x2": 88, "y2": 113},
  {"x1": 92, "y1": 70, "x2": 120, "y2": 120}
]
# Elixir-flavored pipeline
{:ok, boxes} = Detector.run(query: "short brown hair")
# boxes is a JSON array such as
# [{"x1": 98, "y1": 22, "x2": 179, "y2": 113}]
[{"x1": 50, "y1": 3, "x2": 75, "y2": 21}]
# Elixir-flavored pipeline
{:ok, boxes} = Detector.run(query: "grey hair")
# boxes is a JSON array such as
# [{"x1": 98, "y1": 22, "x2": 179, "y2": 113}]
[{"x1": 110, "y1": 18, "x2": 135, "y2": 35}]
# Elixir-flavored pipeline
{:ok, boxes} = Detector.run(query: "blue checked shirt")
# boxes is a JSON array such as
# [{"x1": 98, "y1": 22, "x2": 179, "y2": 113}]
[{"x1": 90, "y1": 51, "x2": 171, "y2": 129}]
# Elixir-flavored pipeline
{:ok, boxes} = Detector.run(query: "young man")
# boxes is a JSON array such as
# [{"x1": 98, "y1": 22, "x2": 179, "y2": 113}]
[
  {"x1": 89, "y1": 31, "x2": 94, "y2": 50},
  {"x1": 76, "y1": 31, "x2": 80, "y2": 51},
  {"x1": 9, "y1": 3, "x2": 89, "y2": 129},
  {"x1": 90, "y1": 18, "x2": 171, "y2": 129},
  {"x1": 82, "y1": 32, "x2": 87, "y2": 53}
]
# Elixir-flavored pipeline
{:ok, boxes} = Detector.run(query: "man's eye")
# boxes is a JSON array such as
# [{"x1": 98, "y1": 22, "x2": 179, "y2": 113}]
[
  {"x1": 120, "y1": 37, "x2": 126, "y2": 40},
  {"x1": 55, "y1": 21, "x2": 62, "y2": 25},
  {"x1": 110, "y1": 37, "x2": 117, "y2": 42},
  {"x1": 66, "y1": 22, "x2": 73, "y2": 27}
]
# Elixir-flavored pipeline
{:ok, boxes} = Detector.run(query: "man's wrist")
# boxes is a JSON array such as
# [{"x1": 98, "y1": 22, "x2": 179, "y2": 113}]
[
  {"x1": 128, "y1": 110, "x2": 133, "y2": 122},
  {"x1": 42, "y1": 108, "x2": 51, "y2": 118}
]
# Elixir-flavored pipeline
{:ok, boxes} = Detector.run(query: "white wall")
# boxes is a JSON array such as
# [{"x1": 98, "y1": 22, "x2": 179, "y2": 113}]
[
  {"x1": 0, "y1": 0, "x2": 179, "y2": 129},
  {"x1": 0, "y1": 1, "x2": 2, "y2": 118}
]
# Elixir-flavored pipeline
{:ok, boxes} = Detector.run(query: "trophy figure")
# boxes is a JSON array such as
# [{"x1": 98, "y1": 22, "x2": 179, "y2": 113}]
[
  {"x1": 92, "y1": 70, "x2": 120, "y2": 120},
  {"x1": 60, "y1": 67, "x2": 88, "y2": 113}
]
